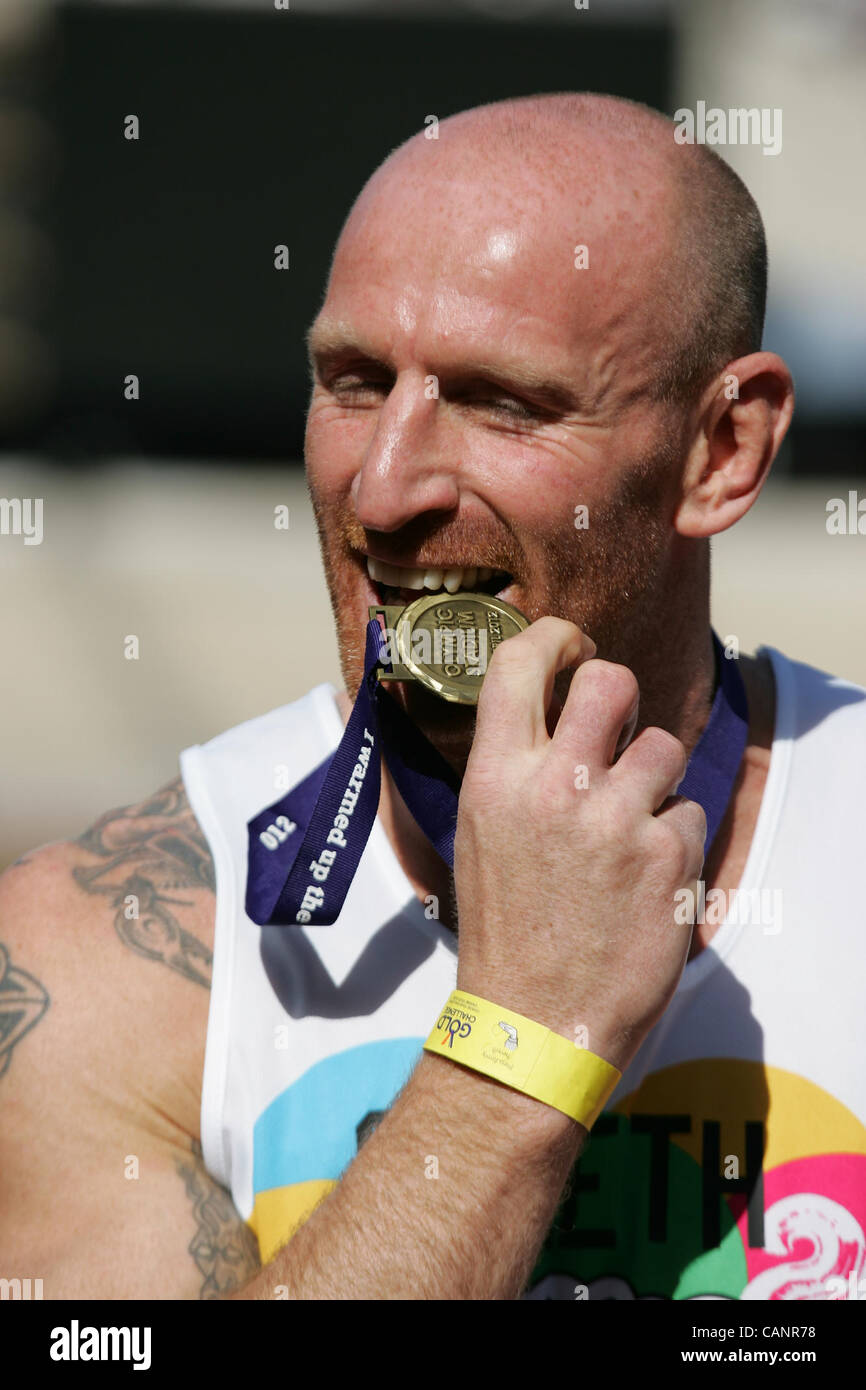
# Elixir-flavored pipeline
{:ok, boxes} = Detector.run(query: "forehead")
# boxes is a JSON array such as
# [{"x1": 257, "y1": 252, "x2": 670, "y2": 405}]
[{"x1": 317, "y1": 149, "x2": 679, "y2": 388}]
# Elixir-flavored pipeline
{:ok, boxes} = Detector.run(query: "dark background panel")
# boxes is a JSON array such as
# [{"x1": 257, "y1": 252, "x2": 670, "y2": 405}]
[
  {"x1": 36, "y1": 6, "x2": 671, "y2": 460},
  {"x1": 3, "y1": 4, "x2": 860, "y2": 473}
]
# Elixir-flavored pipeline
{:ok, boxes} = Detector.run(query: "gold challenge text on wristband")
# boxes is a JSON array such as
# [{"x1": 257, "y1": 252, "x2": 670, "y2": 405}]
[{"x1": 423, "y1": 989, "x2": 622, "y2": 1130}]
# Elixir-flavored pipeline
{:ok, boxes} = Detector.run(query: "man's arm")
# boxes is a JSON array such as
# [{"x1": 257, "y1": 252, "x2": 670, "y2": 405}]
[{"x1": 0, "y1": 781, "x2": 261, "y2": 1300}]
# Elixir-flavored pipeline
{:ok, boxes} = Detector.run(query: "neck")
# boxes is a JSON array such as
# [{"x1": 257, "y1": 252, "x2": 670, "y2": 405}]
[
  {"x1": 613, "y1": 621, "x2": 718, "y2": 762},
  {"x1": 583, "y1": 548, "x2": 717, "y2": 762}
]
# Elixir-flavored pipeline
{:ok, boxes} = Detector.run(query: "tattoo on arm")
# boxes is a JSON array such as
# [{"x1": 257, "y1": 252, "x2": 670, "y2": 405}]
[
  {"x1": 176, "y1": 1140, "x2": 261, "y2": 1298},
  {"x1": 72, "y1": 776, "x2": 216, "y2": 988},
  {"x1": 0, "y1": 941, "x2": 50, "y2": 1079}
]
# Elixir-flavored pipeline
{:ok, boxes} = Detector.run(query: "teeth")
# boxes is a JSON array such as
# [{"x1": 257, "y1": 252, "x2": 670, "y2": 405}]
[
  {"x1": 366, "y1": 557, "x2": 389, "y2": 584},
  {"x1": 366, "y1": 556, "x2": 505, "y2": 594},
  {"x1": 400, "y1": 567, "x2": 426, "y2": 590}
]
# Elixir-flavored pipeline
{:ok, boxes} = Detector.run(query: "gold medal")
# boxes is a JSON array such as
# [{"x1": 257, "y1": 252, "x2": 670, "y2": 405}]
[{"x1": 368, "y1": 591, "x2": 530, "y2": 705}]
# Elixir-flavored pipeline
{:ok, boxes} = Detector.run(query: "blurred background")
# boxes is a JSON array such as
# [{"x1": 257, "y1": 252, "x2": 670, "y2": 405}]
[{"x1": 0, "y1": 0, "x2": 864, "y2": 868}]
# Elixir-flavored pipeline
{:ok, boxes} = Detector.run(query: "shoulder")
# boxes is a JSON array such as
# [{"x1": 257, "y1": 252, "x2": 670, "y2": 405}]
[
  {"x1": 0, "y1": 774, "x2": 216, "y2": 1131},
  {"x1": 69, "y1": 773, "x2": 216, "y2": 986},
  {"x1": 179, "y1": 683, "x2": 340, "y2": 867},
  {"x1": 184, "y1": 684, "x2": 339, "y2": 768},
  {"x1": 0, "y1": 778, "x2": 266, "y2": 1296},
  {"x1": 760, "y1": 646, "x2": 866, "y2": 743},
  {"x1": 2, "y1": 773, "x2": 216, "y2": 977}
]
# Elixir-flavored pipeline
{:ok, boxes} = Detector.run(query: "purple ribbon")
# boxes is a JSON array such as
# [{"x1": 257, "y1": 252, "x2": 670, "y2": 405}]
[
  {"x1": 246, "y1": 625, "x2": 748, "y2": 927},
  {"x1": 677, "y1": 631, "x2": 749, "y2": 844}
]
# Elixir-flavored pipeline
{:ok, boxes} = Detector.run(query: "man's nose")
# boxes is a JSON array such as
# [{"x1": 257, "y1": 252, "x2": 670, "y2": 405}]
[{"x1": 352, "y1": 372, "x2": 460, "y2": 532}]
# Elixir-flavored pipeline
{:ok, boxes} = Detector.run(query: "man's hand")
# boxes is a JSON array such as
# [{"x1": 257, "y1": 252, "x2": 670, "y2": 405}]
[{"x1": 454, "y1": 617, "x2": 705, "y2": 1073}]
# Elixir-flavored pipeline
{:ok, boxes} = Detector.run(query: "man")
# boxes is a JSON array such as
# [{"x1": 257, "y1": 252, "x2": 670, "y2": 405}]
[{"x1": 1, "y1": 92, "x2": 864, "y2": 1302}]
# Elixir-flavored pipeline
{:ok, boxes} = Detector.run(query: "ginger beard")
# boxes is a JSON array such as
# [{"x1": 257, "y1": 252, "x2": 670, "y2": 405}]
[{"x1": 307, "y1": 438, "x2": 677, "y2": 779}]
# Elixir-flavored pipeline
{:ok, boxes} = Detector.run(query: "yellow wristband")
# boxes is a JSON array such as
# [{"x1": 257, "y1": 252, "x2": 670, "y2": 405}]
[{"x1": 423, "y1": 989, "x2": 621, "y2": 1130}]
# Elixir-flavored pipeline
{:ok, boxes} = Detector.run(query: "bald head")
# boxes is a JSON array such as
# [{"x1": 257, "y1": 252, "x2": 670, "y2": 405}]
[{"x1": 337, "y1": 92, "x2": 767, "y2": 407}]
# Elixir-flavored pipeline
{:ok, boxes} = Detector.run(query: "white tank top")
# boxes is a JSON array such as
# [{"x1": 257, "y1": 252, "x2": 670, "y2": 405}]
[{"x1": 180, "y1": 647, "x2": 866, "y2": 1300}]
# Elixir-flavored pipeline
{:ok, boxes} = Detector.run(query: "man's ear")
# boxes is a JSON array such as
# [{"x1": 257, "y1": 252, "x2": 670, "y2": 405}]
[{"x1": 674, "y1": 352, "x2": 794, "y2": 539}]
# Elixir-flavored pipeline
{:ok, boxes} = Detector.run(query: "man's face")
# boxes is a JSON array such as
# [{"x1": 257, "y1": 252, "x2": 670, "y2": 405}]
[{"x1": 304, "y1": 137, "x2": 687, "y2": 766}]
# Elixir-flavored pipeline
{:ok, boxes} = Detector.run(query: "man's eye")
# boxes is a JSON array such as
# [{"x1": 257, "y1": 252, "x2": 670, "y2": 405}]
[
  {"x1": 323, "y1": 376, "x2": 542, "y2": 422},
  {"x1": 329, "y1": 377, "x2": 390, "y2": 399},
  {"x1": 474, "y1": 397, "x2": 540, "y2": 422}
]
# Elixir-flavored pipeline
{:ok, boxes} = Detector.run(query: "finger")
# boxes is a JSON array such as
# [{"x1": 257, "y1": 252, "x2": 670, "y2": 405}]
[
  {"x1": 550, "y1": 658, "x2": 640, "y2": 769},
  {"x1": 613, "y1": 697, "x2": 640, "y2": 761},
  {"x1": 473, "y1": 617, "x2": 597, "y2": 755},
  {"x1": 654, "y1": 795, "x2": 708, "y2": 880},
  {"x1": 610, "y1": 725, "x2": 689, "y2": 813},
  {"x1": 545, "y1": 687, "x2": 564, "y2": 739}
]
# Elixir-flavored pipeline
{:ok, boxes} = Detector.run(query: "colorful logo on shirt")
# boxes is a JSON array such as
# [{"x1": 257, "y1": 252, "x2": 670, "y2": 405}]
[
  {"x1": 248, "y1": 1038, "x2": 423, "y2": 1263},
  {"x1": 527, "y1": 1059, "x2": 866, "y2": 1300}
]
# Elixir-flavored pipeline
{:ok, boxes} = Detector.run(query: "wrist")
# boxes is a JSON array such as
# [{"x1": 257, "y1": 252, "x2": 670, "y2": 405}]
[
  {"x1": 455, "y1": 974, "x2": 627, "y2": 1071},
  {"x1": 417, "y1": 1049, "x2": 585, "y2": 1156}
]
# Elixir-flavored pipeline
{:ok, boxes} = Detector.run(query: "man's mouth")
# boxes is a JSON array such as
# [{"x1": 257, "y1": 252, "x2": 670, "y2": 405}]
[{"x1": 363, "y1": 554, "x2": 517, "y2": 608}]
